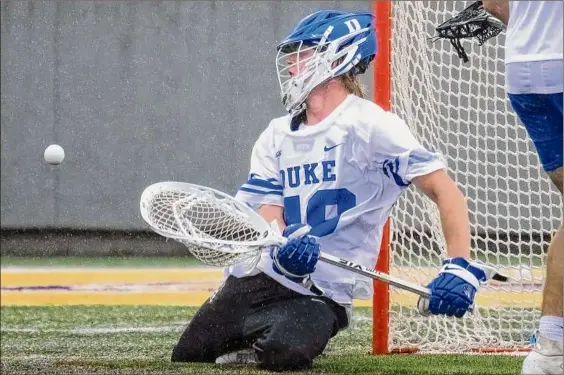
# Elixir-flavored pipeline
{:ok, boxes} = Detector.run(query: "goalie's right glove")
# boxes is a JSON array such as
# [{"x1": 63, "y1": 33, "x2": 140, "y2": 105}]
[{"x1": 270, "y1": 223, "x2": 320, "y2": 282}]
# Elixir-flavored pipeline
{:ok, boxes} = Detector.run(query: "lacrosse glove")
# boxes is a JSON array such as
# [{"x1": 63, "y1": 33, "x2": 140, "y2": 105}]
[
  {"x1": 417, "y1": 257, "x2": 488, "y2": 318},
  {"x1": 270, "y1": 223, "x2": 320, "y2": 282}
]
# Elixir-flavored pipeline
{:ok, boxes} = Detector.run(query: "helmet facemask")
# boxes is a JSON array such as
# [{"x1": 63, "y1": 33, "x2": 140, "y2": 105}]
[{"x1": 276, "y1": 25, "x2": 370, "y2": 117}]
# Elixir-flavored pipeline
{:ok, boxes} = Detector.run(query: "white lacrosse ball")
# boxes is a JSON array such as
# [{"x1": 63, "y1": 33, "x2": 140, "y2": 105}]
[{"x1": 44, "y1": 144, "x2": 65, "y2": 165}]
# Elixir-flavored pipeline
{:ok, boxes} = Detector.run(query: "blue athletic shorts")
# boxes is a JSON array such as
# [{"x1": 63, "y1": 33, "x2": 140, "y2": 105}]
[{"x1": 508, "y1": 92, "x2": 563, "y2": 172}]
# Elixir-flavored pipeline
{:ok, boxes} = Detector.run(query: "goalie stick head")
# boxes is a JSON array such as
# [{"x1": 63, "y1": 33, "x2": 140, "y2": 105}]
[
  {"x1": 140, "y1": 181, "x2": 283, "y2": 269},
  {"x1": 430, "y1": 1, "x2": 506, "y2": 63},
  {"x1": 276, "y1": 9, "x2": 376, "y2": 116}
]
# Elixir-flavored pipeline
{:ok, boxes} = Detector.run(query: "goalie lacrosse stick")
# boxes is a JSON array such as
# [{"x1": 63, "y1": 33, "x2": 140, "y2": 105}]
[
  {"x1": 140, "y1": 181, "x2": 508, "y2": 300},
  {"x1": 430, "y1": 1, "x2": 506, "y2": 63}
]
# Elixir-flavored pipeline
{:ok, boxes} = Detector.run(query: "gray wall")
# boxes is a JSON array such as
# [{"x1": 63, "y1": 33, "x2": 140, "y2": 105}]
[
  {"x1": 1, "y1": 1, "x2": 372, "y2": 231},
  {"x1": 1, "y1": 1, "x2": 561, "y2": 240}
]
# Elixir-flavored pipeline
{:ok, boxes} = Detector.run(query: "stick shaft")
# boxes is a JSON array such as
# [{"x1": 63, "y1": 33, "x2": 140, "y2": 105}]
[{"x1": 318, "y1": 252, "x2": 431, "y2": 298}]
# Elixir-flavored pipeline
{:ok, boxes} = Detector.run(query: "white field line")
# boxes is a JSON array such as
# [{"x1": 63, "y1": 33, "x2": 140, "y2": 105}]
[
  {"x1": 0, "y1": 314, "x2": 374, "y2": 335},
  {"x1": 1, "y1": 321, "x2": 190, "y2": 334},
  {"x1": 2, "y1": 317, "x2": 529, "y2": 356}
]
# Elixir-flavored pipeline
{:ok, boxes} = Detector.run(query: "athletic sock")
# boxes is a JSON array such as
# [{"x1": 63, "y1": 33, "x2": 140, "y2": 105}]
[{"x1": 539, "y1": 316, "x2": 564, "y2": 343}]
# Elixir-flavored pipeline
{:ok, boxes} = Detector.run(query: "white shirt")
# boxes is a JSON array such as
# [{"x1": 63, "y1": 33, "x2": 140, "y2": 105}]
[
  {"x1": 230, "y1": 95, "x2": 446, "y2": 311},
  {"x1": 505, "y1": 1, "x2": 563, "y2": 64}
]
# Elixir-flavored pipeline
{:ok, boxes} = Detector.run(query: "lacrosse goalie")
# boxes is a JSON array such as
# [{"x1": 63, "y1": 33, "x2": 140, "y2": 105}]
[{"x1": 171, "y1": 9, "x2": 497, "y2": 371}]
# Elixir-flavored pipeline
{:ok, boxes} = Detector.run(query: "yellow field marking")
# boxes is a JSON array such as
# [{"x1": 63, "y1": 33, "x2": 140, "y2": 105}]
[
  {"x1": 0, "y1": 291, "x2": 212, "y2": 306},
  {"x1": 0, "y1": 268, "x2": 221, "y2": 287},
  {"x1": 1, "y1": 267, "x2": 543, "y2": 287},
  {"x1": 386, "y1": 290, "x2": 541, "y2": 308},
  {"x1": 0, "y1": 290, "x2": 539, "y2": 308},
  {"x1": 0, "y1": 268, "x2": 541, "y2": 308},
  {"x1": 388, "y1": 267, "x2": 544, "y2": 284}
]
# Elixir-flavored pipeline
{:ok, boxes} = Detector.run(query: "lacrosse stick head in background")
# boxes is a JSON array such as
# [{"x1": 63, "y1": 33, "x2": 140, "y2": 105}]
[
  {"x1": 430, "y1": 1, "x2": 506, "y2": 63},
  {"x1": 140, "y1": 181, "x2": 283, "y2": 269}
]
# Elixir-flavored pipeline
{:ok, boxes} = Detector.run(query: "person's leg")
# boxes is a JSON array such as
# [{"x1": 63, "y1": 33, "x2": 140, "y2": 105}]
[
  {"x1": 508, "y1": 92, "x2": 563, "y2": 374},
  {"x1": 211, "y1": 273, "x2": 347, "y2": 371},
  {"x1": 246, "y1": 294, "x2": 347, "y2": 372},
  {"x1": 524, "y1": 167, "x2": 564, "y2": 374},
  {"x1": 541, "y1": 217, "x2": 563, "y2": 319},
  {"x1": 544, "y1": 91, "x2": 564, "y2": 195},
  {"x1": 539, "y1": 93, "x2": 564, "y2": 349},
  {"x1": 542, "y1": 165, "x2": 563, "y2": 322},
  {"x1": 171, "y1": 276, "x2": 251, "y2": 362},
  {"x1": 523, "y1": 219, "x2": 563, "y2": 374}
]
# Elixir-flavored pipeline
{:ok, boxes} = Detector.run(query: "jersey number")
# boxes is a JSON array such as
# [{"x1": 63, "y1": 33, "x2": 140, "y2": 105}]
[{"x1": 283, "y1": 188, "x2": 356, "y2": 237}]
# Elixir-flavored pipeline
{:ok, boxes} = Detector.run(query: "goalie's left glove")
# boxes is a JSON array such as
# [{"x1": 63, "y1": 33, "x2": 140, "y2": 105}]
[{"x1": 418, "y1": 257, "x2": 488, "y2": 318}]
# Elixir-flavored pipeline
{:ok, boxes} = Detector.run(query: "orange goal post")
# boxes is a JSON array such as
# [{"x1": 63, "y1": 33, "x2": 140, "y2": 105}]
[{"x1": 371, "y1": 1, "x2": 561, "y2": 355}]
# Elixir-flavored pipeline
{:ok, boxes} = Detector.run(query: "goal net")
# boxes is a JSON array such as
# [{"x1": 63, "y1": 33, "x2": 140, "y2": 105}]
[{"x1": 372, "y1": 1, "x2": 563, "y2": 354}]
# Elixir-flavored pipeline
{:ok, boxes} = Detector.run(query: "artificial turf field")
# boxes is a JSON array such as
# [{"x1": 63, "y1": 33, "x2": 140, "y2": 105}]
[{"x1": 1, "y1": 256, "x2": 527, "y2": 374}]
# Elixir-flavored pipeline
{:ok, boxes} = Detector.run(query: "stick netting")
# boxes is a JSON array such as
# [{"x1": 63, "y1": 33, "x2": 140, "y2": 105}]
[
  {"x1": 143, "y1": 186, "x2": 265, "y2": 268},
  {"x1": 386, "y1": 1, "x2": 562, "y2": 353}
]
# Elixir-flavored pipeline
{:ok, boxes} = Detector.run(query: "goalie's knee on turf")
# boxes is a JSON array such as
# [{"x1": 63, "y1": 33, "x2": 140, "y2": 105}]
[
  {"x1": 171, "y1": 343, "x2": 214, "y2": 363},
  {"x1": 256, "y1": 341, "x2": 313, "y2": 371}
]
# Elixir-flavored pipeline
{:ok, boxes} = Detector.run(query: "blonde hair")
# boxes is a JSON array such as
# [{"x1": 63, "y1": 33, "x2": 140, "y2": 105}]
[{"x1": 339, "y1": 73, "x2": 365, "y2": 98}]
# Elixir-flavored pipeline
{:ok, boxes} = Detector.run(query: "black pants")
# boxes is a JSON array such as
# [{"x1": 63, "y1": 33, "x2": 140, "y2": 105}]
[{"x1": 171, "y1": 273, "x2": 348, "y2": 372}]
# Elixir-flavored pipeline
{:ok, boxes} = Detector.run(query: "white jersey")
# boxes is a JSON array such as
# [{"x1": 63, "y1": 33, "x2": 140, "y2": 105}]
[
  {"x1": 505, "y1": 1, "x2": 563, "y2": 64},
  {"x1": 231, "y1": 95, "x2": 446, "y2": 309}
]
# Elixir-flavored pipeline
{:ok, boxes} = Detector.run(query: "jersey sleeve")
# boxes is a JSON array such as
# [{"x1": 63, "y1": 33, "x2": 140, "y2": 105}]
[
  {"x1": 235, "y1": 123, "x2": 284, "y2": 207},
  {"x1": 367, "y1": 112, "x2": 447, "y2": 186}
]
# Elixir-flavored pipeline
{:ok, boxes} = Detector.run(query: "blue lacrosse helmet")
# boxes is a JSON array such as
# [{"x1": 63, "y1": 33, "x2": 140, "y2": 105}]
[{"x1": 276, "y1": 10, "x2": 377, "y2": 115}]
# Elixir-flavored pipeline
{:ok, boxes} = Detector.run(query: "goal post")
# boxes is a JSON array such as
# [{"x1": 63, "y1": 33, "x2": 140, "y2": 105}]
[
  {"x1": 371, "y1": 1, "x2": 561, "y2": 354},
  {"x1": 372, "y1": 0, "x2": 392, "y2": 356}
]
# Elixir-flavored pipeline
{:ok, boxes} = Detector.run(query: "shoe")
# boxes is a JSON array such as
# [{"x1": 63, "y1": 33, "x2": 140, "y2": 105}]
[
  {"x1": 215, "y1": 349, "x2": 258, "y2": 365},
  {"x1": 522, "y1": 332, "x2": 563, "y2": 375}
]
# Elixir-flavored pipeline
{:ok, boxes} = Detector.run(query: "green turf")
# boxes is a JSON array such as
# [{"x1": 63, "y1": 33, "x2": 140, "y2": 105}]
[
  {"x1": 0, "y1": 256, "x2": 202, "y2": 268},
  {"x1": 1, "y1": 305, "x2": 524, "y2": 374}
]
